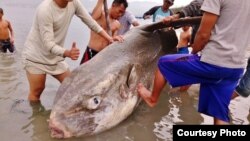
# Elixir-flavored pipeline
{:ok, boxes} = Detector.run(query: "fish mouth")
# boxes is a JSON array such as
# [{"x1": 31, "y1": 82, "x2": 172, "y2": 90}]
[{"x1": 49, "y1": 119, "x2": 72, "y2": 138}]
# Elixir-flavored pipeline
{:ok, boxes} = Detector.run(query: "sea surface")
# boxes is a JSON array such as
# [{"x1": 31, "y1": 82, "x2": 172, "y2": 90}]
[{"x1": 0, "y1": 0, "x2": 249, "y2": 141}]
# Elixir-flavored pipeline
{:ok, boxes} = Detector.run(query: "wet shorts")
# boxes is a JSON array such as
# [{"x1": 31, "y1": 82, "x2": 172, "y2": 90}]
[
  {"x1": 80, "y1": 46, "x2": 99, "y2": 65},
  {"x1": 0, "y1": 39, "x2": 15, "y2": 53},
  {"x1": 158, "y1": 54, "x2": 244, "y2": 122},
  {"x1": 23, "y1": 59, "x2": 69, "y2": 75},
  {"x1": 177, "y1": 47, "x2": 189, "y2": 54}
]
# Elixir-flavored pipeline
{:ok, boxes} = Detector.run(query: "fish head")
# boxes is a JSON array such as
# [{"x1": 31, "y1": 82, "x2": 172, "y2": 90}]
[{"x1": 49, "y1": 66, "x2": 140, "y2": 138}]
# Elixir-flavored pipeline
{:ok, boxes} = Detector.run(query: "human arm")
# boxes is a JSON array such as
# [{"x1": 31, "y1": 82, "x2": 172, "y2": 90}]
[
  {"x1": 36, "y1": 6, "x2": 79, "y2": 60},
  {"x1": 112, "y1": 22, "x2": 124, "y2": 42},
  {"x1": 7, "y1": 20, "x2": 14, "y2": 44},
  {"x1": 132, "y1": 21, "x2": 140, "y2": 27},
  {"x1": 162, "y1": 0, "x2": 203, "y2": 24},
  {"x1": 38, "y1": 17, "x2": 79, "y2": 60},
  {"x1": 98, "y1": 30, "x2": 114, "y2": 43},
  {"x1": 74, "y1": 0, "x2": 116, "y2": 43},
  {"x1": 142, "y1": 6, "x2": 160, "y2": 19},
  {"x1": 127, "y1": 11, "x2": 140, "y2": 27},
  {"x1": 180, "y1": 0, "x2": 203, "y2": 18},
  {"x1": 97, "y1": 29, "x2": 123, "y2": 43},
  {"x1": 91, "y1": 0, "x2": 104, "y2": 20},
  {"x1": 36, "y1": 7, "x2": 68, "y2": 57},
  {"x1": 191, "y1": 12, "x2": 218, "y2": 54}
]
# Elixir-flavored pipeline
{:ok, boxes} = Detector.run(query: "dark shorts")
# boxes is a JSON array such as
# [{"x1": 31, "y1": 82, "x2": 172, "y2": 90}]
[
  {"x1": 177, "y1": 47, "x2": 189, "y2": 54},
  {"x1": 235, "y1": 58, "x2": 250, "y2": 97},
  {"x1": 158, "y1": 54, "x2": 244, "y2": 122},
  {"x1": 0, "y1": 39, "x2": 15, "y2": 53},
  {"x1": 80, "y1": 46, "x2": 98, "y2": 65}
]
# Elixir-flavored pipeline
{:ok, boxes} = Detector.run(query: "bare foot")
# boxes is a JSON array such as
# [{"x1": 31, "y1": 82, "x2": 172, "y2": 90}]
[{"x1": 137, "y1": 83, "x2": 156, "y2": 107}]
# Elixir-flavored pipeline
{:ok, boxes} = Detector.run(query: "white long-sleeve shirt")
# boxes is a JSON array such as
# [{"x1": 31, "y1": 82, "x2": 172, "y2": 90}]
[{"x1": 23, "y1": 0, "x2": 103, "y2": 65}]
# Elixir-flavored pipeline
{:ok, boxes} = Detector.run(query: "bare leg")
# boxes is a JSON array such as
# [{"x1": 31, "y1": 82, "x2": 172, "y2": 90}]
[
  {"x1": 214, "y1": 118, "x2": 229, "y2": 125},
  {"x1": 231, "y1": 91, "x2": 239, "y2": 99},
  {"x1": 179, "y1": 85, "x2": 192, "y2": 91},
  {"x1": 26, "y1": 71, "x2": 46, "y2": 102},
  {"x1": 137, "y1": 68, "x2": 167, "y2": 107},
  {"x1": 52, "y1": 69, "x2": 70, "y2": 83}
]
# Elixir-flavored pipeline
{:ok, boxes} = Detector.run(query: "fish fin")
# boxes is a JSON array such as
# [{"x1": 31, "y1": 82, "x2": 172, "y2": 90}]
[
  {"x1": 119, "y1": 84, "x2": 130, "y2": 99},
  {"x1": 127, "y1": 65, "x2": 142, "y2": 91},
  {"x1": 120, "y1": 65, "x2": 142, "y2": 100}
]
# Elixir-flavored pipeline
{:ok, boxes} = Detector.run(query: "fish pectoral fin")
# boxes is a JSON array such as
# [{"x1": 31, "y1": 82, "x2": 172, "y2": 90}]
[
  {"x1": 120, "y1": 65, "x2": 143, "y2": 99},
  {"x1": 127, "y1": 65, "x2": 142, "y2": 91},
  {"x1": 119, "y1": 84, "x2": 131, "y2": 99}
]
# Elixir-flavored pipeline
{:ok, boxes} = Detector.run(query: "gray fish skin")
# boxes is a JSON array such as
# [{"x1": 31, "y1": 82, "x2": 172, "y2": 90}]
[{"x1": 49, "y1": 25, "x2": 178, "y2": 138}]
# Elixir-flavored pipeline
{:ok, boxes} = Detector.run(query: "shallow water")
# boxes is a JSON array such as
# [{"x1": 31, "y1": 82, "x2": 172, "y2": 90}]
[{"x1": 0, "y1": 0, "x2": 249, "y2": 141}]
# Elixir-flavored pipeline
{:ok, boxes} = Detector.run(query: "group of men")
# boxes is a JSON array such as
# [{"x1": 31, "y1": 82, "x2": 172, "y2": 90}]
[{"x1": 1, "y1": 0, "x2": 250, "y2": 126}]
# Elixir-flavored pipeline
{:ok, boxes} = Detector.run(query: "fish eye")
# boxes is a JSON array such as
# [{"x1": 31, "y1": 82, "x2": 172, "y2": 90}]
[
  {"x1": 94, "y1": 97, "x2": 99, "y2": 104},
  {"x1": 86, "y1": 96, "x2": 101, "y2": 110}
]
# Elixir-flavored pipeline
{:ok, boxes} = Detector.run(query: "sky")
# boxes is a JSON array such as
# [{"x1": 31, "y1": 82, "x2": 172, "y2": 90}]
[{"x1": 128, "y1": 0, "x2": 193, "y2": 7}]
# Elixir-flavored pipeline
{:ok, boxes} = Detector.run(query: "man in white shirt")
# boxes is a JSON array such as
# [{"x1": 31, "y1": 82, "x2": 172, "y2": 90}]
[
  {"x1": 23, "y1": 0, "x2": 115, "y2": 102},
  {"x1": 117, "y1": 11, "x2": 139, "y2": 35}
]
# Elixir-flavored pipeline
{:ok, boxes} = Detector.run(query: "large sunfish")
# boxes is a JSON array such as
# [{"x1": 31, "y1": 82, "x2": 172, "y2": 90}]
[{"x1": 48, "y1": 17, "x2": 201, "y2": 138}]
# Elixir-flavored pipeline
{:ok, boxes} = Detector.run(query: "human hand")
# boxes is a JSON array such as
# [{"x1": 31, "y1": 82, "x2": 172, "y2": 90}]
[
  {"x1": 107, "y1": 37, "x2": 114, "y2": 44},
  {"x1": 143, "y1": 15, "x2": 151, "y2": 19},
  {"x1": 112, "y1": 35, "x2": 124, "y2": 42},
  {"x1": 162, "y1": 14, "x2": 179, "y2": 25},
  {"x1": 67, "y1": 42, "x2": 80, "y2": 60},
  {"x1": 10, "y1": 37, "x2": 14, "y2": 44}
]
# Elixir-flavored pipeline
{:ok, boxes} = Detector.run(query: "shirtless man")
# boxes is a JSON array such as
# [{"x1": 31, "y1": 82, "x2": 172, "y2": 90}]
[
  {"x1": 80, "y1": 0, "x2": 127, "y2": 64},
  {"x1": 177, "y1": 25, "x2": 191, "y2": 54},
  {"x1": 0, "y1": 8, "x2": 15, "y2": 53}
]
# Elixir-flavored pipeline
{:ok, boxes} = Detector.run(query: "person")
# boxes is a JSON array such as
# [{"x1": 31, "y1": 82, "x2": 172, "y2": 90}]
[
  {"x1": 164, "y1": 0, "x2": 250, "y2": 98},
  {"x1": 22, "y1": 0, "x2": 116, "y2": 102},
  {"x1": 176, "y1": 25, "x2": 191, "y2": 54},
  {"x1": 137, "y1": 0, "x2": 250, "y2": 125},
  {"x1": 232, "y1": 58, "x2": 250, "y2": 99},
  {"x1": 162, "y1": 0, "x2": 203, "y2": 92},
  {"x1": 142, "y1": 0, "x2": 174, "y2": 23},
  {"x1": 117, "y1": 11, "x2": 139, "y2": 35},
  {"x1": 163, "y1": 0, "x2": 203, "y2": 45},
  {"x1": 80, "y1": 0, "x2": 127, "y2": 64},
  {"x1": 175, "y1": 25, "x2": 192, "y2": 92},
  {"x1": 0, "y1": 8, "x2": 15, "y2": 53}
]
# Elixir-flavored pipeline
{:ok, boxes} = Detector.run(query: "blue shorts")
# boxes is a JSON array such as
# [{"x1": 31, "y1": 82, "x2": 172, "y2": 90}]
[
  {"x1": 158, "y1": 54, "x2": 244, "y2": 122},
  {"x1": 235, "y1": 58, "x2": 250, "y2": 97}
]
